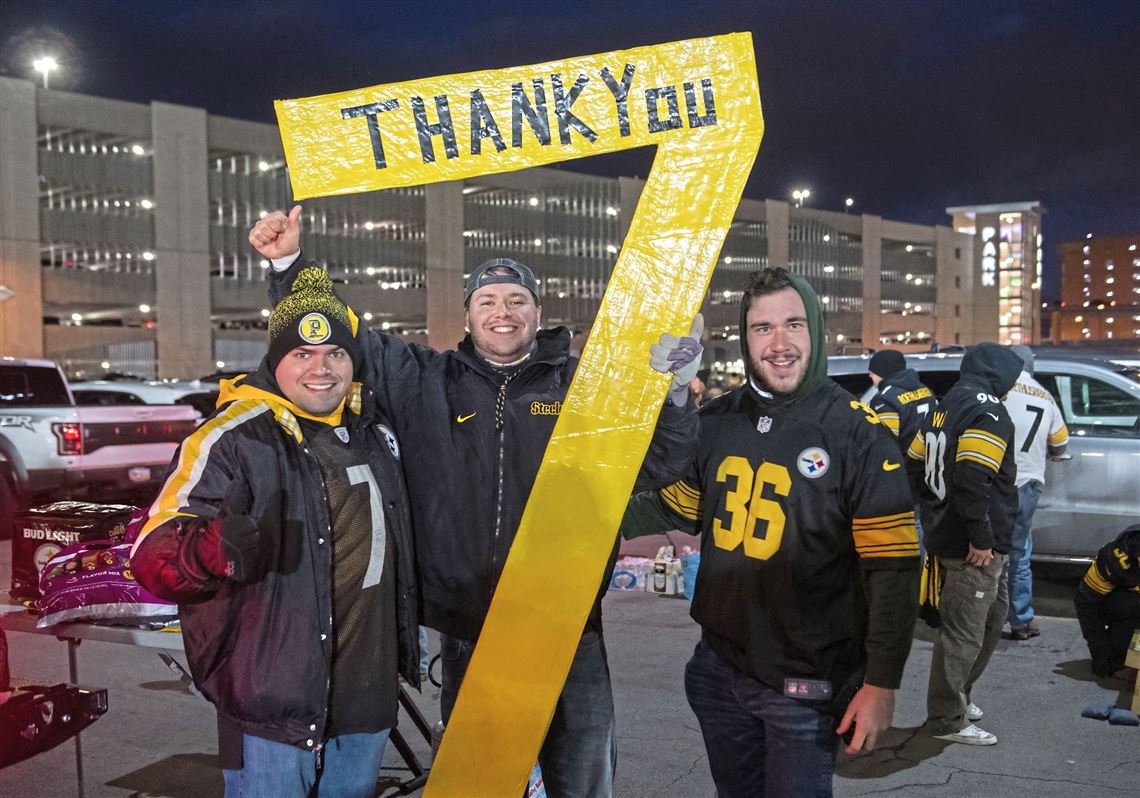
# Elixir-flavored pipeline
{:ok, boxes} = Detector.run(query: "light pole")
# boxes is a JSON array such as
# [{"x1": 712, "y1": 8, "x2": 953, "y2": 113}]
[
  {"x1": 32, "y1": 56, "x2": 58, "y2": 89},
  {"x1": 792, "y1": 188, "x2": 811, "y2": 208},
  {"x1": 844, "y1": 197, "x2": 854, "y2": 214}
]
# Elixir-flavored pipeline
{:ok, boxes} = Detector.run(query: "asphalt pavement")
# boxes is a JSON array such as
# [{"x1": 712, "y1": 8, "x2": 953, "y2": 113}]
[{"x1": 2, "y1": 550, "x2": 1136, "y2": 798}]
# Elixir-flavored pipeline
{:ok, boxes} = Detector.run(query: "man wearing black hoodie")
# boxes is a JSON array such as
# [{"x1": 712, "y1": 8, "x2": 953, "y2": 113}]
[
  {"x1": 906, "y1": 342, "x2": 1023, "y2": 746},
  {"x1": 620, "y1": 268, "x2": 920, "y2": 797}
]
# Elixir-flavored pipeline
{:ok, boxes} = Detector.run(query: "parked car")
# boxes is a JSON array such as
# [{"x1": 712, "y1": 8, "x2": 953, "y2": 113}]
[
  {"x1": 828, "y1": 349, "x2": 1140, "y2": 564},
  {"x1": 70, "y1": 379, "x2": 218, "y2": 419},
  {"x1": 0, "y1": 359, "x2": 199, "y2": 540}
]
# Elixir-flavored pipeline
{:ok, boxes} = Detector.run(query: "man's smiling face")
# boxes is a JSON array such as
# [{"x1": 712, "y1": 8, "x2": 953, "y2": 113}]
[
  {"x1": 274, "y1": 344, "x2": 353, "y2": 415},
  {"x1": 464, "y1": 283, "x2": 542, "y2": 364},
  {"x1": 745, "y1": 287, "x2": 811, "y2": 395}
]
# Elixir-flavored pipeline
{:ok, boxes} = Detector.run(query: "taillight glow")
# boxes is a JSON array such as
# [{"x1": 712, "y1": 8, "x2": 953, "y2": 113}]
[{"x1": 52, "y1": 422, "x2": 84, "y2": 455}]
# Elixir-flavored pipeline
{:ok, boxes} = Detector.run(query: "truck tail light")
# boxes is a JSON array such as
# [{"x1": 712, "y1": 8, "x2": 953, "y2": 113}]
[{"x1": 52, "y1": 422, "x2": 84, "y2": 455}]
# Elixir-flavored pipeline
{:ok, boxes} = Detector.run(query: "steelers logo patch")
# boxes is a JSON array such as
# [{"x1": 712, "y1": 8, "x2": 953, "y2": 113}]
[
  {"x1": 796, "y1": 447, "x2": 830, "y2": 479},
  {"x1": 298, "y1": 313, "x2": 331, "y2": 344},
  {"x1": 377, "y1": 424, "x2": 400, "y2": 459}
]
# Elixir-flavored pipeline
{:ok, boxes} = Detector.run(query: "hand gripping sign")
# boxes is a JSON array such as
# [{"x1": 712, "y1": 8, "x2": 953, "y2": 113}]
[{"x1": 276, "y1": 33, "x2": 763, "y2": 796}]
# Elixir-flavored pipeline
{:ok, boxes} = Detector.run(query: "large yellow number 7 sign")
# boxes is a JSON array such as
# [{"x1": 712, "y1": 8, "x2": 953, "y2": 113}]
[{"x1": 276, "y1": 33, "x2": 763, "y2": 796}]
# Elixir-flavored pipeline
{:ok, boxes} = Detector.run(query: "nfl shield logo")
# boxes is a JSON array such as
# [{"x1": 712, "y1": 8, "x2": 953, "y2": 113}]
[{"x1": 757, "y1": 416, "x2": 773, "y2": 433}]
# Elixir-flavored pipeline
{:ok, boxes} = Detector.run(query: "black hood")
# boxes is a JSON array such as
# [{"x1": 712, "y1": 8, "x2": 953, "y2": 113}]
[{"x1": 960, "y1": 342, "x2": 1023, "y2": 397}]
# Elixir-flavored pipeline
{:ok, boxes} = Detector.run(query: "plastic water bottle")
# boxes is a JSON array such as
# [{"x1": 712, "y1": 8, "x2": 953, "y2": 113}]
[{"x1": 527, "y1": 763, "x2": 547, "y2": 798}]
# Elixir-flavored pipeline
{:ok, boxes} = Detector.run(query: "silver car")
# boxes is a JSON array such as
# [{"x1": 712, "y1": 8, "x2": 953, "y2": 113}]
[{"x1": 828, "y1": 349, "x2": 1140, "y2": 564}]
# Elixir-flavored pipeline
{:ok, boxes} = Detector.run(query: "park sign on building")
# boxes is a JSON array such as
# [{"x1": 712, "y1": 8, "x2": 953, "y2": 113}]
[{"x1": 275, "y1": 33, "x2": 764, "y2": 797}]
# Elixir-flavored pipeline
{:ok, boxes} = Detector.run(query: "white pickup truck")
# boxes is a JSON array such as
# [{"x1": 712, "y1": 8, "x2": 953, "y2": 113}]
[{"x1": 0, "y1": 358, "x2": 200, "y2": 538}]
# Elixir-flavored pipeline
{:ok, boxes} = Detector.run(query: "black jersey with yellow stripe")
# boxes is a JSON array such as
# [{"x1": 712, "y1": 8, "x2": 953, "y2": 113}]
[
  {"x1": 868, "y1": 368, "x2": 933, "y2": 458},
  {"x1": 661, "y1": 378, "x2": 919, "y2": 694},
  {"x1": 906, "y1": 378, "x2": 1017, "y2": 556}
]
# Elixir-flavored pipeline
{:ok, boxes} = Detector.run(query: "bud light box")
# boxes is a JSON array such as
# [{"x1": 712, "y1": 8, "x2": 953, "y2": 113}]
[{"x1": 10, "y1": 502, "x2": 136, "y2": 602}]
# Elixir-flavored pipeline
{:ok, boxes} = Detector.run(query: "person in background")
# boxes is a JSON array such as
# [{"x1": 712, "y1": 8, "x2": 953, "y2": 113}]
[
  {"x1": 907, "y1": 342, "x2": 1022, "y2": 746},
  {"x1": 691, "y1": 368, "x2": 711, "y2": 407},
  {"x1": 1075, "y1": 524, "x2": 1140, "y2": 680},
  {"x1": 867, "y1": 349, "x2": 933, "y2": 459},
  {"x1": 1001, "y1": 345, "x2": 1068, "y2": 641},
  {"x1": 132, "y1": 269, "x2": 420, "y2": 797}
]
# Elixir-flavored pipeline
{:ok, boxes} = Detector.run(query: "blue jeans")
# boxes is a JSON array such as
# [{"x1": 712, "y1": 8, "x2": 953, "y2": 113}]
[
  {"x1": 684, "y1": 639, "x2": 836, "y2": 798},
  {"x1": 1007, "y1": 480, "x2": 1043, "y2": 629},
  {"x1": 419, "y1": 625, "x2": 430, "y2": 672},
  {"x1": 440, "y1": 628, "x2": 616, "y2": 798},
  {"x1": 221, "y1": 729, "x2": 390, "y2": 798}
]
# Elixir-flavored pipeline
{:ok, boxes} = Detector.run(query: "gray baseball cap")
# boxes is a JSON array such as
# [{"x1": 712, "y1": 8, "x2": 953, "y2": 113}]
[{"x1": 464, "y1": 258, "x2": 540, "y2": 305}]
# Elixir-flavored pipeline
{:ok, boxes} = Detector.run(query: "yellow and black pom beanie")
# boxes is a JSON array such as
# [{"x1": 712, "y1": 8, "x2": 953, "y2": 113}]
[{"x1": 268, "y1": 267, "x2": 361, "y2": 373}]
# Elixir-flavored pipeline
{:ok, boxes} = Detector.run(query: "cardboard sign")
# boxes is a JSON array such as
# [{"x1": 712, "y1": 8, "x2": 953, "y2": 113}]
[{"x1": 276, "y1": 32, "x2": 764, "y2": 797}]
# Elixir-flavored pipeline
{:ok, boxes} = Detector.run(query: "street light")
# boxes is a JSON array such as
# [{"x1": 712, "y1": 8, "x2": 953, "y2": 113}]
[
  {"x1": 791, "y1": 188, "x2": 811, "y2": 208},
  {"x1": 32, "y1": 56, "x2": 58, "y2": 89},
  {"x1": 844, "y1": 197, "x2": 854, "y2": 213}
]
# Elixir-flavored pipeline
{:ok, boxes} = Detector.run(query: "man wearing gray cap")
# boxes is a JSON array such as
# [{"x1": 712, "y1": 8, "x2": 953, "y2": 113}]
[
  {"x1": 1002, "y1": 345, "x2": 1068, "y2": 641},
  {"x1": 250, "y1": 207, "x2": 700, "y2": 797}
]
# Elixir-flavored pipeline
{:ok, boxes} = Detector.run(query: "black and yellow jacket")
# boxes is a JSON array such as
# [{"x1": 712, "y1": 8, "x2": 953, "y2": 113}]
[
  {"x1": 622, "y1": 273, "x2": 919, "y2": 695},
  {"x1": 271, "y1": 258, "x2": 699, "y2": 641},
  {"x1": 131, "y1": 367, "x2": 420, "y2": 749},
  {"x1": 1074, "y1": 524, "x2": 1140, "y2": 673},
  {"x1": 869, "y1": 368, "x2": 933, "y2": 459},
  {"x1": 906, "y1": 344, "x2": 1022, "y2": 556}
]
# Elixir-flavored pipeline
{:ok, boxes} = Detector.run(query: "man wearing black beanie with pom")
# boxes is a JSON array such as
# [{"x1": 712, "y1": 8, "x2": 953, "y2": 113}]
[{"x1": 132, "y1": 268, "x2": 420, "y2": 798}]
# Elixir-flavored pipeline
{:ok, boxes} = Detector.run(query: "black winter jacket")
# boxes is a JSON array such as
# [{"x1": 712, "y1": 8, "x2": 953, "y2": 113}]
[
  {"x1": 868, "y1": 368, "x2": 934, "y2": 459},
  {"x1": 271, "y1": 262, "x2": 700, "y2": 640},
  {"x1": 131, "y1": 368, "x2": 420, "y2": 750},
  {"x1": 906, "y1": 344, "x2": 1023, "y2": 556}
]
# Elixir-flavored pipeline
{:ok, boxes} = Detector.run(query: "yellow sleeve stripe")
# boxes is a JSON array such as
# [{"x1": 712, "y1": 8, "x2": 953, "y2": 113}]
[
  {"x1": 1082, "y1": 564, "x2": 1114, "y2": 595},
  {"x1": 131, "y1": 401, "x2": 271, "y2": 555},
  {"x1": 854, "y1": 511, "x2": 915, "y2": 528},
  {"x1": 878, "y1": 412, "x2": 900, "y2": 435},
  {"x1": 958, "y1": 430, "x2": 1007, "y2": 469},
  {"x1": 956, "y1": 452, "x2": 1001, "y2": 473},
  {"x1": 853, "y1": 513, "x2": 919, "y2": 558},
  {"x1": 962, "y1": 428, "x2": 1008, "y2": 450},
  {"x1": 906, "y1": 433, "x2": 926, "y2": 461},
  {"x1": 660, "y1": 480, "x2": 703, "y2": 521},
  {"x1": 1048, "y1": 425, "x2": 1069, "y2": 446}
]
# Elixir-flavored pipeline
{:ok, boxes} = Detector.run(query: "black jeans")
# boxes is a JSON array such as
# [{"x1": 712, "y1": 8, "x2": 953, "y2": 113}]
[{"x1": 440, "y1": 628, "x2": 616, "y2": 798}]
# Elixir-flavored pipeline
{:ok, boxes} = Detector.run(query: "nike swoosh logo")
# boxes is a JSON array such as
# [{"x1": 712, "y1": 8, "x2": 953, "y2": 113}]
[
  {"x1": 456, "y1": 412, "x2": 476, "y2": 423},
  {"x1": 986, "y1": 412, "x2": 1000, "y2": 421},
  {"x1": 882, "y1": 460, "x2": 901, "y2": 471}
]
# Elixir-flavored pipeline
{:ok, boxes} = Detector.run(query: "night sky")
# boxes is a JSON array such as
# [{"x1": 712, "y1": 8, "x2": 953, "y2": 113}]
[{"x1": 2, "y1": 0, "x2": 1138, "y2": 301}]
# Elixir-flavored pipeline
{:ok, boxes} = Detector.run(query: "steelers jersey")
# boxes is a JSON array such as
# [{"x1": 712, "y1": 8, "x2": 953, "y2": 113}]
[
  {"x1": 1003, "y1": 372, "x2": 1068, "y2": 487},
  {"x1": 660, "y1": 379, "x2": 919, "y2": 694},
  {"x1": 1082, "y1": 526, "x2": 1140, "y2": 596},
  {"x1": 868, "y1": 369, "x2": 934, "y2": 458},
  {"x1": 301, "y1": 419, "x2": 398, "y2": 737},
  {"x1": 906, "y1": 379, "x2": 1017, "y2": 556}
]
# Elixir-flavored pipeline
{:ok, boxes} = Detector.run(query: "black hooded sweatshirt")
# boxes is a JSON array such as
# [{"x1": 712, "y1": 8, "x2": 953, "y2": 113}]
[{"x1": 906, "y1": 343, "x2": 1023, "y2": 556}]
